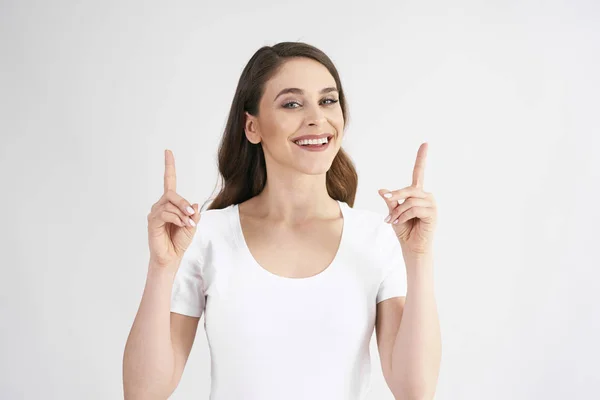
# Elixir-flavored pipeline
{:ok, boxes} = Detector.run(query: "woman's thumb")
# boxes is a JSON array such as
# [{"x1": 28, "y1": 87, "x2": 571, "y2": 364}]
[{"x1": 191, "y1": 203, "x2": 201, "y2": 226}]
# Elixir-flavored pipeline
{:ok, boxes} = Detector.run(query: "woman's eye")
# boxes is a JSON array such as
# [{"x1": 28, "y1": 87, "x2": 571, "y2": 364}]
[
  {"x1": 282, "y1": 98, "x2": 339, "y2": 109},
  {"x1": 282, "y1": 101, "x2": 300, "y2": 109}
]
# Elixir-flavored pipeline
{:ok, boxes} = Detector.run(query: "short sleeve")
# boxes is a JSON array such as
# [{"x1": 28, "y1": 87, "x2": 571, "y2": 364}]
[
  {"x1": 170, "y1": 230, "x2": 206, "y2": 318},
  {"x1": 376, "y1": 223, "x2": 407, "y2": 303}
]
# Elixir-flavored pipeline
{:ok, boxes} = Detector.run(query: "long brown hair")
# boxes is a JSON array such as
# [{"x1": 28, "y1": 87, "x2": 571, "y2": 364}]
[{"x1": 204, "y1": 42, "x2": 358, "y2": 211}]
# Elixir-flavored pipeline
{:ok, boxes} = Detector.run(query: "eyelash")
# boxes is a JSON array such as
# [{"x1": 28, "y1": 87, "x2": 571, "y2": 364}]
[{"x1": 282, "y1": 98, "x2": 339, "y2": 109}]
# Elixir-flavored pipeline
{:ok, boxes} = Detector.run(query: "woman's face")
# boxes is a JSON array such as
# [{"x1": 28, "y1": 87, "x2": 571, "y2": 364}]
[{"x1": 245, "y1": 57, "x2": 345, "y2": 176}]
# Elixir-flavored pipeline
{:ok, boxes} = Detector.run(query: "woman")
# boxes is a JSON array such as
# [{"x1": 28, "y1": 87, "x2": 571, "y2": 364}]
[{"x1": 123, "y1": 42, "x2": 441, "y2": 399}]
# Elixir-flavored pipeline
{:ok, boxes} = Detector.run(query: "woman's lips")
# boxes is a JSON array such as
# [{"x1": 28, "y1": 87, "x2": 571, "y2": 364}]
[{"x1": 293, "y1": 137, "x2": 332, "y2": 152}]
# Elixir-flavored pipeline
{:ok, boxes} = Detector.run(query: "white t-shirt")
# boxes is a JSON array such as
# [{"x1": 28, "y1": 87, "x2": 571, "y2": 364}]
[{"x1": 170, "y1": 200, "x2": 407, "y2": 400}]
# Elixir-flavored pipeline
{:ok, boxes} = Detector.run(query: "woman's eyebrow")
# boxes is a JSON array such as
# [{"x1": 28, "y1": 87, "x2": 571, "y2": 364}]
[{"x1": 273, "y1": 87, "x2": 338, "y2": 102}]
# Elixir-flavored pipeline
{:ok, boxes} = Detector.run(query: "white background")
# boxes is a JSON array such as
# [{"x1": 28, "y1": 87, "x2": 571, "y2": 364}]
[{"x1": 1, "y1": 0, "x2": 599, "y2": 399}]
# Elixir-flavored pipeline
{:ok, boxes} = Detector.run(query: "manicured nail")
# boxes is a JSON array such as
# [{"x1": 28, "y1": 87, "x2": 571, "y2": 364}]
[
  {"x1": 188, "y1": 218, "x2": 196, "y2": 227},
  {"x1": 384, "y1": 215, "x2": 391, "y2": 223},
  {"x1": 186, "y1": 206, "x2": 195, "y2": 215},
  {"x1": 384, "y1": 193, "x2": 392, "y2": 198},
  {"x1": 393, "y1": 219, "x2": 399, "y2": 224},
  {"x1": 397, "y1": 199, "x2": 405, "y2": 204}
]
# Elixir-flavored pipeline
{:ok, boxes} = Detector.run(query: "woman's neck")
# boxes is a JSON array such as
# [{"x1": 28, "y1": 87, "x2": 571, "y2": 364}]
[{"x1": 245, "y1": 173, "x2": 339, "y2": 223}]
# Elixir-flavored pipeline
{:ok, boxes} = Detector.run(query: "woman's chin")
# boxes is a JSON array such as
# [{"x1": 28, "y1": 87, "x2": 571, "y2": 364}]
[{"x1": 294, "y1": 160, "x2": 335, "y2": 176}]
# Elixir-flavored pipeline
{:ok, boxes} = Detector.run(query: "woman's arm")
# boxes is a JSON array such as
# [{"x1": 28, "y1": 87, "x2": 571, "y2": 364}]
[
  {"x1": 391, "y1": 253, "x2": 441, "y2": 400},
  {"x1": 122, "y1": 261, "x2": 199, "y2": 399}
]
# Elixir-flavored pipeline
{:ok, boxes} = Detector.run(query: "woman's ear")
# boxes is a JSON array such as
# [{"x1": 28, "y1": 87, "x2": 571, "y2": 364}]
[{"x1": 244, "y1": 112, "x2": 261, "y2": 144}]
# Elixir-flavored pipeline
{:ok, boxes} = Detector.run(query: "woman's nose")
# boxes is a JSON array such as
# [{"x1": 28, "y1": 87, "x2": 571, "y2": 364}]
[{"x1": 305, "y1": 106, "x2": 327, "y2": 126}]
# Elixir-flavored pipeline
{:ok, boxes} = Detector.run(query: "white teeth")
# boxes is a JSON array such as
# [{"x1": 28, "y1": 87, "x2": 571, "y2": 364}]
[{"x1": 294, "y1": 137, "x2": 329, "y2": 146}]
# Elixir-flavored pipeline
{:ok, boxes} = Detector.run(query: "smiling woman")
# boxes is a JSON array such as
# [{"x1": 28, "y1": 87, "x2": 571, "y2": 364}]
[{"x1": 123, "y1": 41, "x2": 439, "y2": 400}]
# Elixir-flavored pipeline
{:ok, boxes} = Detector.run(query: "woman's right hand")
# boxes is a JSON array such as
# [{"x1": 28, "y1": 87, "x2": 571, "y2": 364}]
[{"x1": 147, "y1": 149, "x2": 201, "y2": 270}]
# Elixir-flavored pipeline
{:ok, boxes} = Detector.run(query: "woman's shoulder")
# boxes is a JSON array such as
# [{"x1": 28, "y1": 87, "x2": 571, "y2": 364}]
[
  {"x1": 344, "y1": 203, "x2": 402, "y2": 258},
  {"x1": 343, "y1": 202, "x2": 389, "y2": 237},
  {"x1": 194, "y1": 204, "x2": 237, "y2": 237}
]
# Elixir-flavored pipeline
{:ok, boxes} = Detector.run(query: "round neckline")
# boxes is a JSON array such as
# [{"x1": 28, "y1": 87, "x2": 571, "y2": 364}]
[{"x1": 230, "y1": 200, "x2": 348, "y2": 283}]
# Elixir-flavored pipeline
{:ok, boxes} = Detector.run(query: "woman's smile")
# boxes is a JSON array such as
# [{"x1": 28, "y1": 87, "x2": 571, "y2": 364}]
[{"x1": 291, "y1": 133, "x2": 334, "y2": 152}]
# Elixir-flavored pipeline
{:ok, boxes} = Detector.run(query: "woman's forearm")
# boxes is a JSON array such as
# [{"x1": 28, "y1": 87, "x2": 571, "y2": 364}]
[
  {"x1": 391, "y1": 253, "x2": 442, "y2": 400},
  {"x1": 122, "y1": 262, "x2": 178, "y2": 399}
]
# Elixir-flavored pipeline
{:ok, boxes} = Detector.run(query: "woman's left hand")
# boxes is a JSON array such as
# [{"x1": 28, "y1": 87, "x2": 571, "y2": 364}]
[{"x1": 378, "y1": 142, "x2": 438, "y2": 256}]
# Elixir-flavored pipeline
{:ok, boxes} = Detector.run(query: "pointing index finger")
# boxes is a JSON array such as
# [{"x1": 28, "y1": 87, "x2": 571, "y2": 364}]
[
  {"x1": 412, "y1": 142, "x2": 428, "y2": 189},
  {"x1": 164, "y1": 149, "x2": 176, "y2": 193}
]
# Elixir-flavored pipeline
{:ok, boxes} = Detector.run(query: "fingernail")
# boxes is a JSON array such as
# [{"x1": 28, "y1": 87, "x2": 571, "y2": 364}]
[
  {"x1": 384, "y1": 193, "x2": 392, "y2": 198},
  {"x1": 393, "y1": 219, "x2": 399, "y2": 224},
  {"x1": 397, "y1": 199, "x2": 405, "y2": 204},
  {"x1": 188, "y1": 218, "x2": 196, "y2": 227},
  {"x1": 186, "y1": 206, "x2": 195, "y2": 215},
  {"x1": 384, "y1": 215, "x2": 391, "y2": 223}
]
